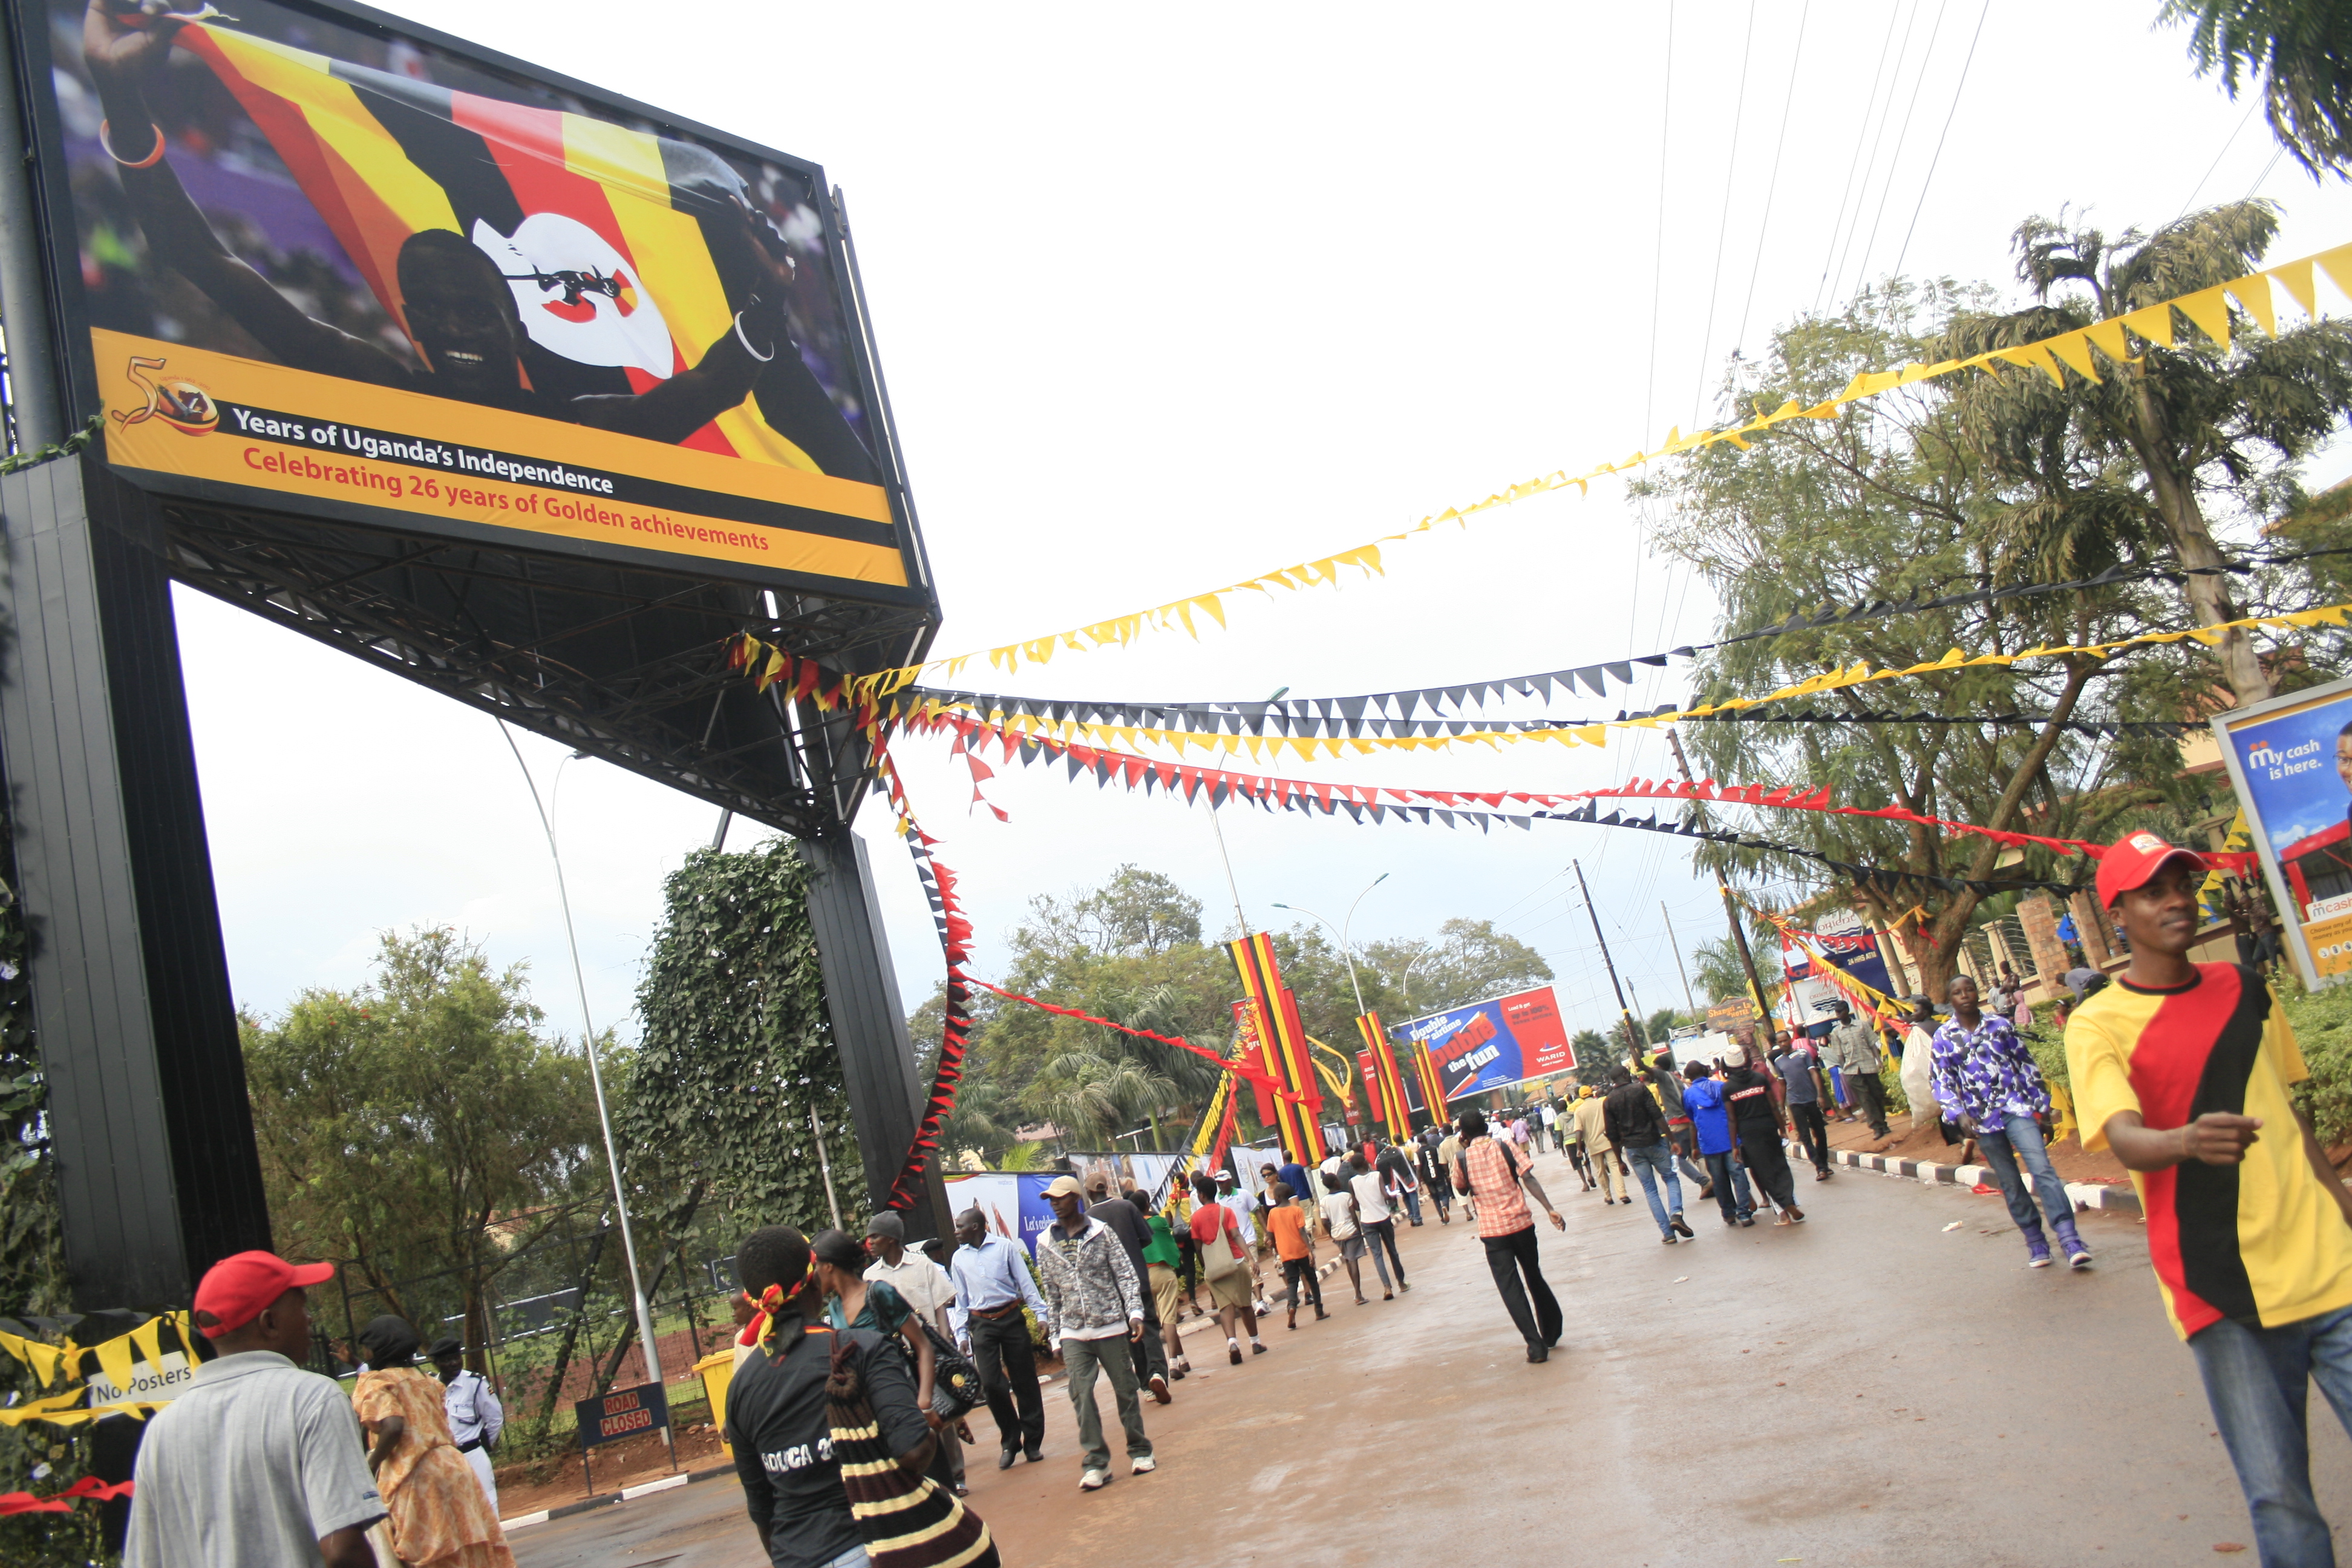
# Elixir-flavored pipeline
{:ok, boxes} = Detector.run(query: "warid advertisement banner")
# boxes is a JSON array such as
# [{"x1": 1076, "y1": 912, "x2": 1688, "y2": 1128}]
[
  {"x1": 2213, "y1": 674, "x2": 2352, "y2": 990},
  {"x1": 25, "y1": 0, "x2": 916, "y2": 595},
  {"x1": 1394, "y1": 985, "x2": 1575, "y2": 1102}
]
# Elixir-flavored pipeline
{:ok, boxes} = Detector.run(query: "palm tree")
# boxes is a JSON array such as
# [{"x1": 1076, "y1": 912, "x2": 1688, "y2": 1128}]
[
  {"x1": 1939, "y1": 202, "x2": 2352, "y2": 704},
  {"x1": 2164, "y1": 1, "x2": 2352, "y2": 178},
  {"x1": 1027, "y1": 1051, "x2": 1178, "y2": 1151}
]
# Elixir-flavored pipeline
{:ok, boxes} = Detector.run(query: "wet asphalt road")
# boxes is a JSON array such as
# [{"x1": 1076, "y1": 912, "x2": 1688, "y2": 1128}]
[{"x1": 511, "y1": 1142, "x2": 2352, "y2": 1566}]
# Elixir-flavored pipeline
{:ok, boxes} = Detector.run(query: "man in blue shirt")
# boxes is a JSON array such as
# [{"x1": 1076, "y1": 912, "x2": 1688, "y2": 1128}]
[
  {"x1": 949, "y1": 1207, "x2": 1053, "y2": 1469},
  {"x1": 1682, "y1": 1060, "x2": 1756, "y2": 1227}
]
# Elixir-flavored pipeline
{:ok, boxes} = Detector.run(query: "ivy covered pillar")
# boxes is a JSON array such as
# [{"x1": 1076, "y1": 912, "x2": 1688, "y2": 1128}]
[{"x1": 799, "y1": 832, "x2": 952, "y2": 1241}]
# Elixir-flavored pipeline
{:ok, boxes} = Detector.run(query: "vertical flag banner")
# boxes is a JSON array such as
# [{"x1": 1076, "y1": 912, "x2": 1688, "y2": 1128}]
[
  {"x1": 1408, "y1": 1034, "x2": 1448, "y2": 1123},
  {"x1": 1354, "y1": 1011, "x2": 1410, "y2": 1138},
  {"x1": 1228, "y1": 933, "x2": 1320, "y2": 1166}
]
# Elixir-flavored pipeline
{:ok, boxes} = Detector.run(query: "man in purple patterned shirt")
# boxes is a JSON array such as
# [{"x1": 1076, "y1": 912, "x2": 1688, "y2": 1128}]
[{"x1": 1930, "y1": 974, "x2": 2090, "y2": 1270}]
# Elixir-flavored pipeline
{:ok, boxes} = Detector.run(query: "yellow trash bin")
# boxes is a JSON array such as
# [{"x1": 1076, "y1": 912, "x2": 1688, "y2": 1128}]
[{"x1": 696, "y1": 1350, "x2": 736, "y2": 1455}]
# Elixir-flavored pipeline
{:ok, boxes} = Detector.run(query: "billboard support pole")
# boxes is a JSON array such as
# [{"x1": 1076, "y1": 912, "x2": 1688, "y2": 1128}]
[
  {"x1": 0, "y1": 11, "x2": 60, "y2": 448},
  {"x1": 1667, "y1": 729, "x2": 1780, "y2": 1048},
  {"x1": 1571, "y1": 859, "x2": 1645, "y2": 1066}
]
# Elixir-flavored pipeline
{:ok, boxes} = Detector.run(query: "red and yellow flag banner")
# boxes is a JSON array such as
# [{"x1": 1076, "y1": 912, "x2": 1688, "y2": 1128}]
[
  {"x1": 1355, "y1": 1011, "x2": 1411, "y2": 1139},
  {"x1": 1229, "y1": 935, "x2": 1322, "y2": 1166},
  {"x1": 1408, "y1": 1037, "x2": 1449, "y2": 1126}
]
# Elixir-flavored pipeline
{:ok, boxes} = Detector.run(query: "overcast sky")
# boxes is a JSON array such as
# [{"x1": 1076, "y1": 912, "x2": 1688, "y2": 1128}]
[{"x1": 181, "y1": 1, "x2": 2352, "y2": 1051}]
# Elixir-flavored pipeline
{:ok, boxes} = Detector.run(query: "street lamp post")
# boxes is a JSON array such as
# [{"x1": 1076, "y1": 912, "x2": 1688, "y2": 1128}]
[
  {"x1": 1272, "y1": 871, "x2": 1388, "y2": 1016},
  {"x1": 497, "y1": 725, "x2": 668, "y2": 1426}
]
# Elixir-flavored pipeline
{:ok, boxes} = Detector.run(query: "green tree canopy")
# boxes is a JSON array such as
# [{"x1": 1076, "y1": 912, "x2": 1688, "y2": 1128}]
[
  {"x1": 2165, "y1": 1, "x2": 2352, "y2": 178},
  {"x1": 241, "y1": 927, "x2": 600, "y2": 1345}
]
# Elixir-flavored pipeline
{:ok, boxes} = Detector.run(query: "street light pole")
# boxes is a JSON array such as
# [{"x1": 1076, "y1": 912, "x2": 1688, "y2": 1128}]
[
  {"x1": 1662, "y1": 901, "x2": 1697, "y2": 1016},
  {"x1": 1571, "y1": 859, "x2": 1646, "y2": 1066},
  {"x1": 1272, "y1": 871, "x2": 1388, "y2": 1016},
  {"x1": 497, "y1": 725, "x2": 668, "y2": 1420}
]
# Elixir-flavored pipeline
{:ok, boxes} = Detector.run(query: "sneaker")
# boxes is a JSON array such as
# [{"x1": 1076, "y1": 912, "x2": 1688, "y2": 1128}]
[
  {"x1": 1739, "y1": 1215, "x2": 1756, "y2": 1227},
  {"x1": 1661, "y1": 1233, "x2": 1679, "y2": 1245},
  {"x1": 2056, "y1": 1220, "x2": 2095, "y2": 1270},
  {"x1": 1250, "y1": 1340, "x2": 1267, "y2": 1354},
  {"x1": 1080, "y1": 1469, "x2": 1109, "y2": 1491},
  {"x1": 1131, "y1": 1455, "x2": 1157, "y2": 1475},
  {"x1": 1148, "y1": 1373, "x2": 1171, "y2": 1405},
  {"x1": 2068, "y1": 1244, "x2": 2094, "y2": 1270},
  {"x1": 1670, "y1": 1212, "x2": 1695, "y2": 1238},
  {"x1": 2026, "y1": 1234, "x2": 2053, "y2": 1268}
]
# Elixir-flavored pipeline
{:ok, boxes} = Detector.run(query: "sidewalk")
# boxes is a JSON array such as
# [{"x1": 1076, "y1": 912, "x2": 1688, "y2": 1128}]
[{"x1": 1787, "y1": 1109, "x2": 2141, "y2": 1213}]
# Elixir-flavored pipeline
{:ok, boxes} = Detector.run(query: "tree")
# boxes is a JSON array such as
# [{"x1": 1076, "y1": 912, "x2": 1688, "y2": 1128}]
[
  {"x1": 1691, "y1": 938, "x2": 1751, "y2": 1007},
  {"x1": 1939, "y1": 203, "x2": 2352, "y2": 704},
  {"x1": 2165, "y1": 1, "x2": 2352, "y2": 178},
  {"x1": 1647, "y1": 280, "x2": 2161, "y2": 998},
  {"x1": 1567, "y1": 1030, "x2": 1611, "y2": 1088},
  {"x1": 1359, "y1": 919, "x2": 1554, "y2": 1018},
  {"x1": 241, "y1": 928, "x2": 600, "y2": 1353}
]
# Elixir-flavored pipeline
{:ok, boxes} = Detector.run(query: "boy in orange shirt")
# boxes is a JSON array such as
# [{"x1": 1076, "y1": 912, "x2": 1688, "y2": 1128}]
[{"x1": 1265, "y1": 1183, "x2": 1328, "y2": 1328}]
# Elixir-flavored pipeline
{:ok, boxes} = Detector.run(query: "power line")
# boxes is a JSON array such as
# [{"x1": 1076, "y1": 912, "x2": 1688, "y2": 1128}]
[
  {"x1": 1734, "y1": 0, "x2": 1811, "y2": 358},
  {"x1": 1643, "y1": 0, "x2": 1675, "y2": 446},
  {"x1": 1852, "y1": 0, "x2": 1952, "y2": 292},
  {"x1": 1813, "y1": 2, "x2": 1909, "y2": 316},
  {"x1": 1691, "y1": 0, "x2": 1760, "y2": 431},
  {"x1": 2178, "y1": 96, "x2": 2262, "y2": 218},
  {"x1": 1889, "y1": 0, "x2": 1991, "y2": 283},
  {"x1": 1827, "y1": 0, "x2": 1926, "y2": 307}
]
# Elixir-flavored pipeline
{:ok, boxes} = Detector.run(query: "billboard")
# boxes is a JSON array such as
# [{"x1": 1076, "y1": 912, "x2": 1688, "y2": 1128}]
[
  {"x1": 2213, "y1": 675, "x2": 2352, "y2": 989},
  {"x1": 1393, "y1": 985, "x2": 1576, "y2": 1102},
  {"x1": 24, "y1": 0, "x2": 916, "y2": 595}
]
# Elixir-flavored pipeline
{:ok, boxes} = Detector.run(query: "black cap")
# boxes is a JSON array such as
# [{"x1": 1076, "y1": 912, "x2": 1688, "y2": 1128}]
[{"x1": 427, "y1": 1334, "x2": 463, "y2": 1358}]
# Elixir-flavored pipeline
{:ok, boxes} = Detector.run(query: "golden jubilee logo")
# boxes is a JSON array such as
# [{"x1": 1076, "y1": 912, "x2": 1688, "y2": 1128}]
[{"x1": 111, "y1": 355, "x2": 218, "y2": 437}]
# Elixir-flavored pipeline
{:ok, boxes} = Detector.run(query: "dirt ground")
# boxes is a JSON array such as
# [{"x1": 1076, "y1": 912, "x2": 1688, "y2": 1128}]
[{"x1": 492, "y1": 1413, "x2": 727, "y2": 1517}]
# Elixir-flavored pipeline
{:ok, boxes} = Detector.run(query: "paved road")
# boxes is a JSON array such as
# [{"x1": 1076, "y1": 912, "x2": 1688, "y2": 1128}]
[{"x1": 512, "y1": 1144, "x2": 2352, "y2": 1566}]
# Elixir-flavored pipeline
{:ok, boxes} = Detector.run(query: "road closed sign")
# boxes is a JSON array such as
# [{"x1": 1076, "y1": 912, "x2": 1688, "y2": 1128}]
[{"x1": 576, "y1": 1380, "x2": 671, "y2": 1451}]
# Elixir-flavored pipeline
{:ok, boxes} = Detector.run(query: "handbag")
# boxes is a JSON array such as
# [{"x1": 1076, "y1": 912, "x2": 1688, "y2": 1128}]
[
  {"x1": 1200, "y1": 1207, "x2": 1248, "y2": 1282},
  {"x1": 919, "y1": 1322, "x2": 982, "y2": 1417}
]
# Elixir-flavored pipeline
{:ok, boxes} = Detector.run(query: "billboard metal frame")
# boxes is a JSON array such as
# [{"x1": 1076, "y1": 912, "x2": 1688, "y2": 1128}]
[
  {"x1": 2210, "y1": 672, "x2": 2352, "y2": 992},
  {"x1": 0, "y1": 0, "x2": 950, "y2": 1307}
]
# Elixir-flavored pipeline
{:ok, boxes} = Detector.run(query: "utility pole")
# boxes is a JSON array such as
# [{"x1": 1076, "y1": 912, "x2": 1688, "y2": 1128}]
[
  {"x1": 1665, "y1": 728, "x2": 1780, "y2": 1049},
  {"x1": 1662, "y1": 901, "x2": 1697, "y2": 1016},
  {"x1": 1571, "y1": 859, "x2": 1645, "y2": 1066}
]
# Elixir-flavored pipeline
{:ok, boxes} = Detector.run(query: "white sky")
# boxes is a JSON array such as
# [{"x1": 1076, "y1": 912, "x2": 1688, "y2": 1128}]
[{"x1": 181, "y1": 1, "x2": 2352, "y2": 1048}]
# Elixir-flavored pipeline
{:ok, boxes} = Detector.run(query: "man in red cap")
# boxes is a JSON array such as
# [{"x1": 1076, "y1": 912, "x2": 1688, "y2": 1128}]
[
  {"x1": 124, "y1": 1251, "x2": 384, "y2": 1568},
  {"x1": 2067, "y1": 831, "x2": 2352, "y2": 1567}
]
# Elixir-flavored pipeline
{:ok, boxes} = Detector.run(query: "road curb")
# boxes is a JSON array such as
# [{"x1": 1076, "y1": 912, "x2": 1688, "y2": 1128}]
[
  {"x1": 501, "y1": 1461, "x2": 736, "y2": 1533},
  {"x1": 1783, "y1": 1137, "x2": 2140, "y2": 1214}
]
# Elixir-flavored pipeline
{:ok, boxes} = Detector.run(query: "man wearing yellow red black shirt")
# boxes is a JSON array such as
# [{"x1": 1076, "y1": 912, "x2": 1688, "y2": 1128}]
[{"x1": 2066, "y1": 831, "x2": 2352, "y2": 1568}]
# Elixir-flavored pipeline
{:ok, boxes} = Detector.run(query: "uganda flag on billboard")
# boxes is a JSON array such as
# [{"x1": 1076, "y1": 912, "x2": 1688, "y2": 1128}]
[{"x1": 177, "y1": 22, "x2": 820, "y2": 469}]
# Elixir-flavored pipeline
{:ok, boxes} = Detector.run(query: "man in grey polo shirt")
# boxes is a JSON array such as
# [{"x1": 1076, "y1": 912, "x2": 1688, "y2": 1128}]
[{"x1": 125, "y1": 1250, "x2": 383, "y2": 1568}]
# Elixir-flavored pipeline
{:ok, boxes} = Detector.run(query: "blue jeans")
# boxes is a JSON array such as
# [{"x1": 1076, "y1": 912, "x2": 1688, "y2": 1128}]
[
  {"x1": 1624, "y1": 1143, "x2": 1684, "y2": 1236},
  {"x1": 1399, "y1": 1184, "x2": 1423, "y2": 1223},
  {"x1": 2189, "y1": 1304, "x2": 2352, "y2": 1567},
  {"x1": 1975, "y1": 1113, "x2": 2072, "y2": 1238},
  {"x1": 1702, "y1": 1149, "x2": 1753, "y2": 1222}
]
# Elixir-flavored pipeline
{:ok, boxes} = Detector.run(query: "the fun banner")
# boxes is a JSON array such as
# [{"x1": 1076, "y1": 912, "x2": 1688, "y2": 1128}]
[{"x1": 1395, "y1": 986, "x2": 1576, "y2": 1102}]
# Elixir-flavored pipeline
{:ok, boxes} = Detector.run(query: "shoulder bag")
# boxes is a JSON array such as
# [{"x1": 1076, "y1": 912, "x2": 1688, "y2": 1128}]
[{"x1": 1200, "y1": 1206, "x2": 1248, "y2": 1282}]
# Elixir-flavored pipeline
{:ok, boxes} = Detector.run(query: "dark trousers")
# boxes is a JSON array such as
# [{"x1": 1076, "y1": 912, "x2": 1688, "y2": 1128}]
[
  {"x1": 1364, "y1": 1218, "x2": 1405, "y2": 1289},
  {"x1": 967, "y1": 1311, "x2": 1045, "y2": 1454},
  {"x1": 1127, "y1": 1291, "x2": 1169, "y2": 1387},
  {"x1": 1480, "y1": 1223, "x2": 1562, "y2": 1349},
  {"x1": 1848, "y1": 1070, "x2": 1890, "y2": 1135},
  {"x1": 1739, "y1": 1125, "x2": 1797, "y2": 1210},
  {"x1": 1790, "y1": 1101, "x2": 1831, "y2": 1173},
  {"x1": 1281, "y1": 1255, "x2": 1324, "y2": 1312}
]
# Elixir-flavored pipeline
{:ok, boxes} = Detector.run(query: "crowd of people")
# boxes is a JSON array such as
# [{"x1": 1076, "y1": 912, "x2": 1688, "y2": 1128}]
[{"x1": 107, "y1": 828, "x2": 2352, "y2": 1568}]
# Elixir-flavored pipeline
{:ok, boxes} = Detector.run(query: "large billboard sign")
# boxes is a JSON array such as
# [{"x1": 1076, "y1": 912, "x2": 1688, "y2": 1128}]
[
  {"x1": 1394, "y1": 985, "x2": 1575, "y2": 1102},
  {"x1": 22, "y1": 0, "x2": 917, "y2": 596},
  {"x1": 2213, "y1": 675, "x2": 2352, "y2": 990}
]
